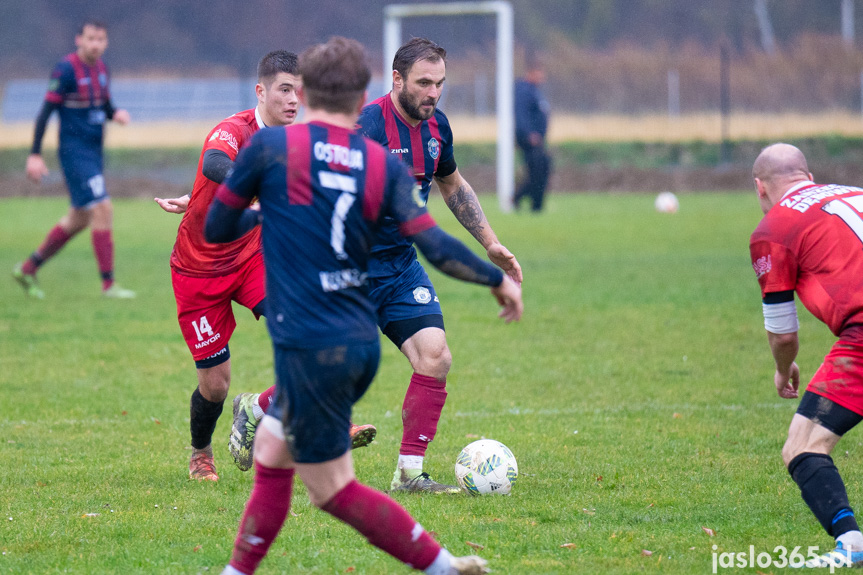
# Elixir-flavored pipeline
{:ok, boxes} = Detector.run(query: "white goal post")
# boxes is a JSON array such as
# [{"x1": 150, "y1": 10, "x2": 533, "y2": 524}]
[{"x1": 383, "y1": 1, "x2": 515, "y2": 212}]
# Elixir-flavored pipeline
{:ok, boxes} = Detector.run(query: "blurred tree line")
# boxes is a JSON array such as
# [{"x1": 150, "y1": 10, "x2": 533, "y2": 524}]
[{"x1": 3, "y1": 0, "x2": 863, "y2": 114}]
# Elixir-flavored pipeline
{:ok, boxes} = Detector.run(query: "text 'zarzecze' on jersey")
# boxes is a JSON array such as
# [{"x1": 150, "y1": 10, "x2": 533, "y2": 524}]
[{"x1": 780, "y1": 184, "x2": 863, "y2": 213}]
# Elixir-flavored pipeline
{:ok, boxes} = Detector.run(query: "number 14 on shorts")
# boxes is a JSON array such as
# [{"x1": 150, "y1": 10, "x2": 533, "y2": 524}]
[{"x1": 192, "y1": 316, "x2": 214, "y2": 341}]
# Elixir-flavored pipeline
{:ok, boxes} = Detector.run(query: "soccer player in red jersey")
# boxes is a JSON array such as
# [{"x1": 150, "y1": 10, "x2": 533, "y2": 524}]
[
  {"x1": 206, "y1": 35, "x2": 517, "y2": 575},
  {"x1": 157, "y1": 52, "x2": 376, "y2": 481},
  {"x1": 156, "y1": 51, "x2": 301, "y2": 482},
  {"x1": 750, "y1": 143, "x2": 863, "y2": 567},
  {"x1": 14, "y1": 20, "x2": 134, "y2": 299}
]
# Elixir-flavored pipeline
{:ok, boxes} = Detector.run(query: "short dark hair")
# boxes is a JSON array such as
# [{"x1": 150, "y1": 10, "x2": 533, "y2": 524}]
[
  {"x1": 299, "y1": 37, "x2": 371, "y2": 114},
  {"x1": 257, "y1": 50, "x2": 299, "y2": 85},
  {"x1": 78, "y1": 19, "x2": 107, "y2": 35},
  {"x1": 392, "y1": 37, "x2": 446, "y2": 79}
]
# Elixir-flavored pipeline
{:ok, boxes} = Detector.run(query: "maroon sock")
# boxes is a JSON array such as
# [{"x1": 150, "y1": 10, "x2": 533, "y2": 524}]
[
  {"x1": 229, "y1": 463, "x2": 295, "y2": 574},
  {"x1": 23, "y1": 225, "x2": 73, "y2": 274},
  {"x1": 321, "y1": 480, "x2": 441, "y2": 569},
  {"x1": 400, "y1": 373, "x2": 447, "y2": 457},
  {"x1": 258, "y1": 386, "x2": 275, "y2": 412},
  {"x1": 91, "y1": 229, "x2": 114, "y2": 290}
]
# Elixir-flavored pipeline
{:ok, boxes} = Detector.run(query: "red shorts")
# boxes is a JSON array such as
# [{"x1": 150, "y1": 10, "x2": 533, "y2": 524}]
[
  {"x1": 806, "y1": 341, "x2": 863, "y2": 416},
  {"x1": 172, "y1": 253, "x2": 266, "y2": 361}
]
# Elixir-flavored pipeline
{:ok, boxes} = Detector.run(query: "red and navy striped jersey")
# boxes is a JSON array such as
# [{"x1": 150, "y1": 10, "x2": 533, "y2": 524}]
[
  {"x1": 357, "y1": 94, "x2": 457, "y2": 268},
  {"x1": 215, "y1": 121, "x2": 435, "y2": 347},
  {"x1": 44, "y1": 52, "x2": 111, "y2": 152}
]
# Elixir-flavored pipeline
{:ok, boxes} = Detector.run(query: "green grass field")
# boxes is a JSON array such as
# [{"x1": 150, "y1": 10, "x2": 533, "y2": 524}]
[{"x1": 0, "y1": 192, "x2": 849, "y2": 574}]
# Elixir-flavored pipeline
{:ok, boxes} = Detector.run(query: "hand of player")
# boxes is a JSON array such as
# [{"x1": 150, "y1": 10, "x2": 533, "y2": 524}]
[
  {"x1": 490, "y1": 276, "x2": 523, "y2": 323},
  {"x1": 487, "y1": 242, "x2": 523, "y2": 285},
  {"x1": 154, "y1": 195, "x2": 190, "y2": 214},
  {"x1": 25, "y1": 154, "x2": 49, "y2": 183},
  {"x1": 775, "y1": 362, "x2": 800, "y2": 399},
  {"x1": 112, "y1": 109, "x2": 131, "y2": 125}
]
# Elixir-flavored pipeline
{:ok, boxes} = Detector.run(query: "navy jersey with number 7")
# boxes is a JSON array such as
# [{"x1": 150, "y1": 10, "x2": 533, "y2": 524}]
[{"x1": 212, "y1": 121, "x2": 440, "y2": 348}]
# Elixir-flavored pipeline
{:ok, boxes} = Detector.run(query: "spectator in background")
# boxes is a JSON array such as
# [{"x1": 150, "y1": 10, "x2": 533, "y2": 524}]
[
  {"x1": 14, "y1": 20, "x2": 135, "y2": 299},
  {"x1": 514, "y1": 56, "x2": 551, "y2": 212}
]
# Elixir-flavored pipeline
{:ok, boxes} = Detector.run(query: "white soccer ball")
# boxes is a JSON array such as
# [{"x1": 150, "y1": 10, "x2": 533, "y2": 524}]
[
  {"x1": 454, "y1": 439, "x2": 518, "y2": 495},
  {"x1": 654, "y1": 191, "x2": 679, "y2": 213}
]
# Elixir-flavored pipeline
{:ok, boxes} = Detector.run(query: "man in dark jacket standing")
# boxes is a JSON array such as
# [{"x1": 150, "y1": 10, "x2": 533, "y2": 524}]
[{"x1": 514, "y1": 58, "x2": 551, "y2": 212}]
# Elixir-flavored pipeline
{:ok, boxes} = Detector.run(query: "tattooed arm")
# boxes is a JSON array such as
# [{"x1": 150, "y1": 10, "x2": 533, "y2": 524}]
[{"x1": 435, "y1": 168, "x2": 523, "y2": 284}]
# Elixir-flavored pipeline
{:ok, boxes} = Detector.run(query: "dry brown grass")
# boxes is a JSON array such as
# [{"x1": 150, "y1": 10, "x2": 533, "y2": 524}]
[{"x1": 3, "y1": 110, "x2": 863, "y2": 149}]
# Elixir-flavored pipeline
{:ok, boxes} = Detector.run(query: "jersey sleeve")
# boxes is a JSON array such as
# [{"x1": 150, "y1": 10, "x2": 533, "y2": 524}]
[
  {"x1": 216, "y1": 131, "x2": 269, "y2": 207},
  {"x1": 750, "y1": 238, "x2": 798, "y2": 298},
  {"x1": 44, "y1": 61, "x2": 74, "y2": 105},
  {"x1": 357, "y1": 106, "x2": 387, "y2": 146},
  {"x1": 381, "y1": 153, "x2": 436, "y2": 235},
  {"x1": 434, "y1": 115, "x2": 457, "y2": 179},
  {"x1": 204, "y1": 119, "x2": 245, "y2": 160}
]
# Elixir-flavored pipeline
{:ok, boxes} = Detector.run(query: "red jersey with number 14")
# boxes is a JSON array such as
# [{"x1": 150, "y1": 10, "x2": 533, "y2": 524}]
[
  {"x1": 750, "y1": 181, "x2": 863, "y2": 343},
  {"x1": 171, "y1": 108, "x2": 261, "y2": 277}
]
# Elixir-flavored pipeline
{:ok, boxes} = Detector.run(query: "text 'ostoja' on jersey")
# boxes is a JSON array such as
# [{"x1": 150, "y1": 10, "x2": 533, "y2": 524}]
[{"x1": 217, "y1": 122, "x2": 437, "y2": 348}]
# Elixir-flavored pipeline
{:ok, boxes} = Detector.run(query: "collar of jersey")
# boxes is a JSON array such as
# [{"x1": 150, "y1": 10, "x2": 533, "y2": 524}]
[
  {"x1": 388, "y1": 93, "x2": 425, "y2": 131},
  {"x1": 254, "y1": 107, "x2": 266, "y2": 130},
  {"x1": 780, "y1": 180, "x2": 816, "y2": 201}
]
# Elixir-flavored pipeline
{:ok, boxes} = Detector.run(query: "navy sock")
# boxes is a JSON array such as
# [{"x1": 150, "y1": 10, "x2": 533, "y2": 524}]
[
  {"x1": 788, "y1": 452, "x2": 859, "y2": 537},
  {"x1": 190, "y1": 388, "x2": 224, "y2": 450}
]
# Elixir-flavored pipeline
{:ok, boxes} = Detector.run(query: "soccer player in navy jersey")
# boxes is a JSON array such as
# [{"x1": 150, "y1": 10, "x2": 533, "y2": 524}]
[
  {"x1": 357, "y1": 37, "x2": 523, "y2": 492},
  {"x1": 13, "y1": 20, "x2": 135, "y2": 300},
  {"x1": 205, "y1": 36, "x2": 519, "y2": 575}
]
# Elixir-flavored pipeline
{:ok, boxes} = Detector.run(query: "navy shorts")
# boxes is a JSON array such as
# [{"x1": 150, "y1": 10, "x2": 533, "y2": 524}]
[
  {"x1": 268, "y1": 341, "x2": 380, "y2": 463},
  {"x1": 61, "y1": 154, "x2": 108, "y2": 208},
  {"x1": 370, "y1": 259, "x2": 443, "y2": 334}
]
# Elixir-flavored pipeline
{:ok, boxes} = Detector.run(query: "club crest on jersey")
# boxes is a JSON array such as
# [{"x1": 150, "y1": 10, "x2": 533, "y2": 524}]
[
  {"x1": 413, "y1": 287, "x2": 432, "y2": 304},
  {"x1": 427, "y1": 137, "x2": 440, "y2": 160},
  {"x1": 752, "y1": 255, "x2": 772, "y2": 278}
]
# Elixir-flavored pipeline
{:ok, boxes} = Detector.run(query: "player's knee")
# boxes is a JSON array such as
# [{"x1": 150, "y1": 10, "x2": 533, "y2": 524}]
[
  {"x1": 91, "y1": 200, "x2": 113, "y2": 228},
  {"x1": 195, "y1": 351, "x2": 231, "y2": 401},
  {"x1": 413, "y1": 344, "x2": 452, "y2": 379},
  {"x1": 782, "y1": 439, "x2": 802, "y2": 468},
  {"x1": 61, "y1": 210, "x2": 91, "y2": 234}
]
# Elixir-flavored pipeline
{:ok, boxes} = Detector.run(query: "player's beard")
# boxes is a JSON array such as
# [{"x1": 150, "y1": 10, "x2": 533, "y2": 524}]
[{"x1": 397, "y1": 86, "x2": 437, "y2": 122}]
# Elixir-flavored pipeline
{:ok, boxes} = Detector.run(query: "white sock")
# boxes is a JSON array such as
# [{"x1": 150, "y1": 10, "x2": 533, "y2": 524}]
[
  {"x1": 398, "y1": 454, "x2": 424, "y2": 471},
  {"x1": 424, "y1": 549, "x2": 453, "y2": 575},
  {"x1": 252, "y1": 394, "x2": 265, "y2": 421},
  {"x1": 838, "y1": 530, "x2": 863, "y2": 551},
  {"x1": 221, "y1": 565, "x2": 247, "y2": 575}
]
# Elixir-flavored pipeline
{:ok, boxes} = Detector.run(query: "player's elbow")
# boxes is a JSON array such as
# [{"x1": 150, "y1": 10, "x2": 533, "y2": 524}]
[{"x1": 767, "y1": 330, "x2": 798, "y2": 345}]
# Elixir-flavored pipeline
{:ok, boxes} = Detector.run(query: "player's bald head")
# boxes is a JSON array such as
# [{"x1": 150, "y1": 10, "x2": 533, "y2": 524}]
[{"x1": 752, "y1": 143, "x2": 810, "y2": 184}]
